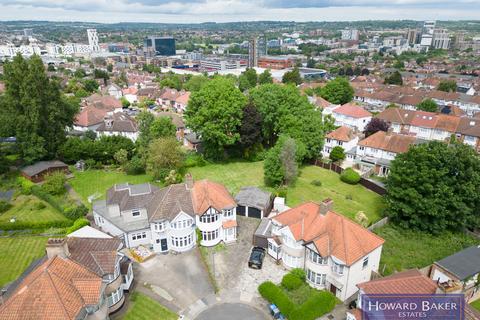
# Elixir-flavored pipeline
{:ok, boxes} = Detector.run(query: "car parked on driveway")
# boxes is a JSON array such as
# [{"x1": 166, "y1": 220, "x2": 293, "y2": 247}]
[{"x1": 248, "y1": 246, "x2": 266, "y2": 269}]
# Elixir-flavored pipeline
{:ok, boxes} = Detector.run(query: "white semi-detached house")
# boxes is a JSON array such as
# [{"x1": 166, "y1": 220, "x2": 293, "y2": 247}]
[
  {"x1": 264, "y1": 199, "x2": 384, "y2": 301},
  {"x1": 92, "y1": 175, "x2": 237, "y2": 253},
  {"x1": 325, "y1": 103, "x2": 372, "y2": 132},
  {"x1": 322, "y1": 126, "x2": 359, "y2": 164}
]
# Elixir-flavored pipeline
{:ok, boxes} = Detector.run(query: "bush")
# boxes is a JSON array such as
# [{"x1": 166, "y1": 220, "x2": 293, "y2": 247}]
[
  {"x1": 124, "y1": 156, "x2": 145, "y2": 175},
  {"x1": 31, "y1": 186, "x2": 63, "y2": 213},
  {"x1": 290, "y1": 268, "x2": 306, "y2": 281},
  {"x1": 258, "y1": 281, "x2": 295, "y2": 317},
  {"x1": 275, "y1": 186, "x2": 288, "y2": 198},
  {"x1": 340, "y1": 168, "x2": 361, "y2": 185},
  {"x1": 66, "y1": 218, "x2": 90, "y2": 234},
  {"x1": 42, "y1": 172, "x2": 67, "y2": 195},
  {"x1": 329, "y1": 146, "x2": 345, "y2": 162},
  {"x1": 63, "y1": 204, "x2": 88, "y2": 220},
  {"x1": 311, "y1": 179, "x2": 322, "y2": 187},
  {"x1": 0, "y1": 200, "x2": 12, "y2": 214},
  {"x1": 289, "y1": 291, "x2": 336, "y2": 320},
  {"x1": 33, "y1": 202, "x2": 47, "y2": 210},
  {"x1": 281, "y1": 273, "x2": 304, "y2": 291},
  {"x1": 17, "y1": 177, "x2": 34, "y2": 195},
  {"x1": 0, "y1": 220, "x2": 72, "y2": 231},
  {"x1": 184, "y1": 152, "x2": 207, "y2": 168}
]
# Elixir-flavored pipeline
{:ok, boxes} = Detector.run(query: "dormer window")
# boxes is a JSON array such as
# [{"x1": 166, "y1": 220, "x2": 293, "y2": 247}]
[{"x1": 132, "y1": 210, "x2": 140, "y2": 217}]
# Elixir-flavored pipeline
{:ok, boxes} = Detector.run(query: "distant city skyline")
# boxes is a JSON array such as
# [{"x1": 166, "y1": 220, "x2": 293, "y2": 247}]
[{"x1": 0, "y1": 0, "x2": 479, "y2": 23}]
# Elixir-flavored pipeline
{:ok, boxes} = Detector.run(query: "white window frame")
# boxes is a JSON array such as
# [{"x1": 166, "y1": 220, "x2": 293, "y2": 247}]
[
  {"x1": 362, "y1": 256, "x2": 369, "y2": 269},
  {"x1": 332, "y1": 262, "x2": 345, "y2": 275},
  {"x1": 132, "y1": 209, "x2": 140, "y2": 217},
  {"x1": 309, "y1": 250, "x2": 328, "y2": 265},
  {"x1": 307, "y1": 268, "x2": 326, "y2": 286}
]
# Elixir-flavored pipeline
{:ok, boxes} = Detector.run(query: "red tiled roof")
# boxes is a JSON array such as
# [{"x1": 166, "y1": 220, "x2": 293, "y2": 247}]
[
  {"x1": 192, "y1": 180, "x2": 236, "y2": 215},
  {"x1": 410, "y1": 111, "x2": 438, "y2": 129},
  {"x1": 0, "y1": 256, "x2": 102, "y2": 320},
  {"x1": 175, "y1": 92, "x2": 190, "y2": 105},
  {"x1": 273, "y1": 202, "x2": 384, "y2": 266},
  {"x1": 333, "y1": 103, "x2": 372, "y2": 118},
  {"x1": 74, "y1": 106, "x2": 108, "y2": 127},
  {"x1": 357, "y1": 269, "x2": 437, "y2": 295},
  {"x1": 326, "y1": 126, "x2": 355, "y2": 142},
  {"x1": 358, "y1": 131, "x2": 417, "y2": 154},
  {"x1": 222, "y1": 220, "x2": 237, "y2": 228}
]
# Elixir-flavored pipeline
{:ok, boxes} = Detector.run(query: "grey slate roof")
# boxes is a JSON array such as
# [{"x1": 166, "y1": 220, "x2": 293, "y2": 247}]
[
  {"x1": 435, "y1": 245, "x2": 480, "y2": 280},
  {"x1": 147, "y1": 183, "x2": 194, "y2": 222},
  {"x1": 235, "y1": 186, "x2": 272, "y2": 211},
  {"x1": 106, "y1": 183, "x2": 159, "y2": 212},
  {"x1": 96, "y1": 112, "x2": 138, "y2": 133},
  {"x1": 21, "y1": 160, "x2": 68, "y2": 177},
  {"x1": 254, "y1": 218, "x2": 272, "y2": 237}
]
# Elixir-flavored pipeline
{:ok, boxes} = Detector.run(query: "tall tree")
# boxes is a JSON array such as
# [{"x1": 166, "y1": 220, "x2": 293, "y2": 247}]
[
  {"x1": 264, "y1": 135, "x2": 299, "y2": 187},
  {"x1": 282, "y1": 67, "x2": 302, "y2": 85},
  {"x1": 320, "y1": 77, "x2": 354, "y2": 105},
  {"x1": 185, "y1": 77, "x2": 246, "y2": 158},
  {"x1": 386, "y1": 141, "x2": 480, "y2": 234},
  {"x1": 1, "y1": 54, "x2": 77, "y2": 163},
  {"x1": 150, "y1": 117, "x2": 176, "y2": 139},
  {"x1": 417, "y1": 99, "x2": 438, "y2": 112},
  {"x1": 258, "y1": 69, "x2": 273, "y2": 84},
  {"x1": 437, "y1": 80, "x2": 457, "y2": 92},
  {"x1": 146, "y1": 137, "x2": 185, "y2": 180},
  {"x1": 184, "y1": 75, "x2": 209, "y2": 92},
  {"x1": 240, "y1": 101, "x2": 263, "y2": 150},
  {"x1": 384, "y1": 71, "x2": 403, "y2": 85},
  {"x1": 136, "y1": 111, "x2": 155, "y2": 152},
  {"x1": 364, "y1": 118, "x2": 390, "y2": 137}
]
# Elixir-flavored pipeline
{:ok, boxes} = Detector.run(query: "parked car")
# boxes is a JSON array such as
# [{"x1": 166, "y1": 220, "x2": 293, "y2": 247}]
[
  {"x1": 248, "y1": 246, "x2": 265, "y2": 269},
  {"x1": 269, "y1": 304, "x2": 286, "y2": 320}
]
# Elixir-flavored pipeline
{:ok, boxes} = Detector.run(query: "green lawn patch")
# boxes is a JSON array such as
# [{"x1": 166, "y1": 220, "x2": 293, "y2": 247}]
[
  {"x1": 123, "y1": 292, "x2": 177, "y2": 320},
  {"x1": 0, "y1": 236, "x2": 48, "y2": 287},
  {"x1": 69, "y1": 169, "x2": 154, "y2": 205},
  {"x1": 189, "y1": 161, "x2": 384, "y2": 222},
  {"x1": 470, "y1": 299, "x2": 480, "y2": 312},
  {"x1": 374, "y1": 225, "x2": 479, "y2": 275},
  {"x1": 0, "y1": 195, "x2": 71, "y2": 226}
]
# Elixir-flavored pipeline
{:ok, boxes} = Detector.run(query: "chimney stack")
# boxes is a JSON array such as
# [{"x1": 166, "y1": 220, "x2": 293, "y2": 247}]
[
  {"x1": 185, "y1": 173, "x2": 194, "y2": 190},
  {"x1": 320, "y1": 198, "x2": 334, "y2": 215},
  {"x1": 46, "y1": 238, "x2": 70, "y2": 259}
]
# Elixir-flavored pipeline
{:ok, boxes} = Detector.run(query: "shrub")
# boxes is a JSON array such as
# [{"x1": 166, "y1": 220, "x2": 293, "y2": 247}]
[
  {"x1": 85, "y1": 159, "x2": 97, "y2": 169},
  {"x1": 258, "y1": 281, "x2": 295, "y2": 317},
  {"x1": 281, "y1": 273, "x2": 303, "y2": 291},
  {"x1": 329, "y1": 146, "x2": 345, "y2": 162},
  {"x1": 125, "y1": 156, "x2": 145, "y2": 175},
  {"x1": 17, "y1": 176, "x2": 34, "y2": 195},
  {"x1": 42, "y1": 172, "x2": 67, "y2": 195},
  {"x1": 31, "y1": 186, "x2": 63, "y2": 213},
  {"x1": 63, "y1": 204, "x2": 88, "y2": 220},
  {"x1": 66, "y1": 218, "x2": 90, "y2": 234},
  {"x1": 340, "y1": 168, "x2": 361, "y2": 185},
  {"x1": 184, "y1": 152, "x2": 207, "y2": 168},
  {"x1": 311, "y1": 179, "x2": 322, "y2": 187},
  {"x1": 0, "y1": 200, "x2": 12, "y2": 214},
  {"x1": 33, "y1": 202, "x2": 47, "y2": 210},
  {"x1": 289, "y1": 291, "x2": 336, "y2": 320},
  {"x1": 290, "y1": 268, "x2": 306, "y2": 281},
  {"x1": 0, "y1": 220, "x2": 72, "y2": 231},
  {"x1": 275, "y1": 186, "x2": 288, "y2": 198}
]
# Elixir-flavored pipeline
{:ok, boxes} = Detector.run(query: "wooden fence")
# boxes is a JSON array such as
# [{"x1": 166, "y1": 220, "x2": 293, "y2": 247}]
[{"x1": 312, "y1": 160, "x2": 387, "y2": 196}]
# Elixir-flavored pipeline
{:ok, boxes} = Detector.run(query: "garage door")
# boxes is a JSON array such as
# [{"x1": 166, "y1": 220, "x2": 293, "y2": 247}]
[
  {"x1": 237, "y1": 205, "x2": 246, "y2": 216},
  {"x1": 248, "y1": 207, "x2": 262, "y2": 219}
]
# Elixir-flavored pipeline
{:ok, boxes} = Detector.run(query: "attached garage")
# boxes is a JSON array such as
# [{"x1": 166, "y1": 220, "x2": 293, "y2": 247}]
[{"x1": 235, "y1": 186, "x2": 273, "y2": 219}]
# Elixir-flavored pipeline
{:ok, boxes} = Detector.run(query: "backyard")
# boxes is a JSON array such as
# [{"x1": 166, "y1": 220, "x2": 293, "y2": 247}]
[
  {"x1": 471, "y1": 299, "x2": 480, "y2": 312},
  {"x1": 374, "y1": 225, "x2": 479, "y2": 275},
  {"x1": 189, "y1": 161, "x2": 384, "y2": 222},
  {"x1": 122, "y1": 292, "x2": 177, "y2": 320},
  {"x1": 69, "y1": 168, "x2": 154, "y2": 206},
  {"x1": 0, "y1": 236, "x2": 49, "y2": 286},
  {"x1": 0, "y1": 195, "x2": 70, "y2": 225}
]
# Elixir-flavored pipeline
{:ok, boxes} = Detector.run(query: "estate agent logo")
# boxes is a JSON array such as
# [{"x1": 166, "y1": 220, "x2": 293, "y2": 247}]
[{"x1": 361, "y1": 294, "x2": 464, "y2": 319}]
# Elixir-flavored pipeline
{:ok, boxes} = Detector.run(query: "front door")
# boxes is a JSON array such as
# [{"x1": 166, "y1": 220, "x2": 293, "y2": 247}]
[
  {"x1": 160, "y1": 238, "x2": 168, "y2": 251},
  {"x1": 330, "y1": 284, "x2": 337, "y2": 296}
]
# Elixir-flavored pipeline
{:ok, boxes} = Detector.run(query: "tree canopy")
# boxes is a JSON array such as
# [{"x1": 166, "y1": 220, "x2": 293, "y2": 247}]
[
  {"x1": 320, "y1": 77, "x2": 354, "y2": 105},
  {"x1": 384, "y1": 71, "x2": 403, "y2": 85},
  {"x1": 258, "y1": 69, "x2": 273, "y2": 84},
  {"x1": 364, "y1": 118, "x2": 389, "y2": 137},
  {"x1": 185, "y1": 77, "x2": 246, "y2": 158},
  {"x1": 264, "y1": 135, "x2": 299, "y2": 187},
  {"x1": 385, "y1": 141, "x2": 480, "y2": 234},
  {"x1": 416, "y1": 99, "x2": 438, "y2": 112},
  {"x1": 437, "y1": 80, "x2": 457, "y2": 93},
  {"x1": 282, "y1": 67, "x2": 302, "y2": 86},
  {"x1": 0, "y1": 54, "x2": 78, "y2": 163},
  {"x1": 146, "y1": 137, "x2": 185, "y2": 180}
]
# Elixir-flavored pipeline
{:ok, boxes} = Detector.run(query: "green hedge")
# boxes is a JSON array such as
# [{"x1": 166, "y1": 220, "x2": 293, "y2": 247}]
[
  {"x1": 66, "y1": 218, "x2": 90, "y2": 234},
  {"x1": 340, "y1": 168, "x2": 361, "y2": 185},
  {"x1": 289, "y1": 291, "x2": 337, "y2": 320},
  {"x1": 0, "y1": 219, "x2": 72, "y2": 231},
  {"x1": 281, "y1": 273, "x2": 303, "y2": 291},
  {"x1": 31, "y1": 186, "x2": 63, "y2": 213},
  {"x1": 258, "y1": 281, "x2": 295, "y2": 316}
]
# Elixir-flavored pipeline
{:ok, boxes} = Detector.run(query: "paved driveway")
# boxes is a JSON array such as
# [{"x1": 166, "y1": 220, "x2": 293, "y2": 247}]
[
  {"x1": 196, "y1": 303, "x2": 267, "y2": 320},
  {"x1": 134, "y1": 249, "x2": 214, "y2": 311}
]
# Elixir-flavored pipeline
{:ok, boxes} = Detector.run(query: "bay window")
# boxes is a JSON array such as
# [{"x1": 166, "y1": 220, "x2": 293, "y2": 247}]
[
  {"x1": 307, "y1": 269, "x2": 326, "y2": 286},
  {"x1": 309, "y1": 250, "x2": 328, "y2": 265}
]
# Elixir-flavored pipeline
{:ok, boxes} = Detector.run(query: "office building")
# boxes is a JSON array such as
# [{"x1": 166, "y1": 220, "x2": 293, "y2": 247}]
[
  {"x1": 407, "y1": 29, "x2": 419, "y2": 45},
  {"x1": 432, "y1": 29, "x2": 451, "y2": 49},
  {"x1": 144, "y1": 36, "x2": 176, "y2": 56},
  {"x1": 87, "y1": 29, "x2": 100, "y2": 52},
  {"x1": 199, "y1": 58, "x2": 245, "y2": 71},
  {"x1": 420, "y1": 20, "x2": 436, "y2": 48},
  {"x1": 341, "y1": 29, "x2": 359, "y2": 41}
]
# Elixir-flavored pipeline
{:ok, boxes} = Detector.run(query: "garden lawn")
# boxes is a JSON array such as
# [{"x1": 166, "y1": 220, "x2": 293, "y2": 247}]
[
  {"x1": 0, "y1": 236, "x2": 48, "y2": 287},
  {"x1": 123, "y1": 292, "x2": 177, "y2": 320},
  {"x1": 471, "y1": 299, "x2": 480, "y2": 312},
  {"x1": 69, "y1": 169, "x2": 154, "y2": 205},
  {"x1": 374, "y1": 225, "x2": 479, "y2": 276},
  {"x1": 0, "y1": 195, "x2": 70, "y2": 224},
  {"x1": 189, "y1": 161, "x2": 384, "y2": 222}
]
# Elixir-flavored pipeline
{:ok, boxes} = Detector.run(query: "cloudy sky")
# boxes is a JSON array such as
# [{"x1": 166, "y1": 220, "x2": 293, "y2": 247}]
[{"x1": 0, "y1": 0, "x2": 478, "y2": 23}]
